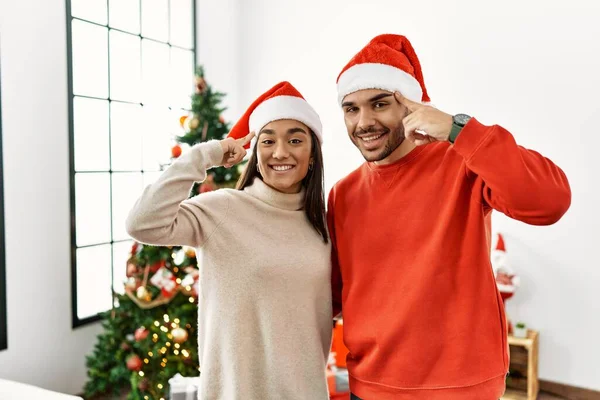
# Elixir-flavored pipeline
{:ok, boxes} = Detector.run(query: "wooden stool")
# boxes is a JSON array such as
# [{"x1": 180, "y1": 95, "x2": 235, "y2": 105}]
[{"x1": 501, "y1": 330, "x2": 539, "y2": 400}]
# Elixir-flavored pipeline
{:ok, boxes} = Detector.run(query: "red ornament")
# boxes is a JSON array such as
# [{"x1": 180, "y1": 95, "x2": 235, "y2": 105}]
[
  {"x1": 134, "y1": 327, "x2": 149, "y2": 342},
  {"x1": 138, "y1": 378, "x2": 149, "y2": 391},
  {"x1": 149, "y1": 259, "x2": 166, "y2": 273},
  {"x1": 171, "y1": 144, "x2": 182, "y2": 158},
  {"x1": 179, "y1": 115, "x2": 188, "y2": 128},
  {"x1": 126, "y1": 262, "x2": 138, "y2": 277},
  {"x1": 126, "y1": 354, "x2": 143, "y2": 371}
]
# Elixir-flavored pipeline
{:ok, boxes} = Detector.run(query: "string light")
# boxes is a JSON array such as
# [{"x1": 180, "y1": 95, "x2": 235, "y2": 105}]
[
  {"x1": 161, "y1": 326, "x2": 169, "y2": 332},
  {"x1": 171, "y1": 322, "x2": 177, "y2": 329},
  {"x1": 173, "y1": 267, "x2": 179, "y2": 273},
  {"x1": 174, "y1": 318, "x2": 180, "y2": 324},
  {"x1": 174, "y1": 343, "x2": 180, "y2": 349},
  {"x1": 182, "y1": 349, "x2": 190, "y2": 357},
  {"x1": 166, "y1": 342, "x2": 171, "y2": 347},
  {"x1": 148, "y1": 351, "x2": 153, "y2": 357},
  {"x1": 176, "y1": 278, "x2": 182, "y2": 284},
  {"x1": 174, "y1": 350, "x2": 179, "y2": 355},
  {"x1": 157, "y1": 384, "x2": 163, "y2": 389},
  {"x1": 189, "y1": 297, "x2": 194, "y2": 303},
  {"x1": 144, "y1": 358, "x2": 149, "y2": 364},
  {"x1": 154, "y1": 321, "x2": 160, "y2": 327},
  {"x1": 139, "y1": 371, "x2": 145, "y2": 377},
  {"x1": 185, "y1": 286, "x2": 192, "y2": 291},
  {"x1": 163, "y1": 314, "x2": 170, "y2": 323}
]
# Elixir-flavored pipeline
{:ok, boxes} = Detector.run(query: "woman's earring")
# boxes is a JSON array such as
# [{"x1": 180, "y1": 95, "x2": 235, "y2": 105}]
[{"x1": 308, "y1": 161, "x2": 314, "y2": 171}]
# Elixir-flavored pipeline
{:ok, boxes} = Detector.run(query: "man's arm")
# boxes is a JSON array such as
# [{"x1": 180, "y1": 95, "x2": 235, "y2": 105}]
[
  {"x1": 453, "y1": 118, "x2": 571, "y2": 225},
  {"x1": 396, "y1": 92, "x2": 571, "y2": 225}
]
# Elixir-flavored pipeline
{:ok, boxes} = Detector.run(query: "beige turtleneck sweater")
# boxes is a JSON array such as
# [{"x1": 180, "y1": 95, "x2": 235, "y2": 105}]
[{"x1": 126, "y1": 141, "x2": 332, "y2": 400}]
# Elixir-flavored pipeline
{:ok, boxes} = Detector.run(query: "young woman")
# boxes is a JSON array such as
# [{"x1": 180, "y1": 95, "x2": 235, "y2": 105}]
[{"x1": 126, "y1": 81, "x2": 331, "y2": 400}]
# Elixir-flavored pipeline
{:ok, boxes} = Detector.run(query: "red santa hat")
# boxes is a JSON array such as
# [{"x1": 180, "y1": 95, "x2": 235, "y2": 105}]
[
  {"x1": 336, "y1": 34, "x2": 430, "y2": 105},
  {"x1": 227, "y1": 81, "x2": 323, "y2": 149}
]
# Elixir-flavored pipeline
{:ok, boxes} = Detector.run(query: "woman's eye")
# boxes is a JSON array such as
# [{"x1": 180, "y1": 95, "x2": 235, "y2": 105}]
[
  {"x1": 290, "y1": 139, "x2": 302, "y2": 144},
  {"x1": 345, "y1": 107, "x2": 357, "y2": 113},
  {"x1": 374, "y1": 102, "x2": 387, "y2": 108}
]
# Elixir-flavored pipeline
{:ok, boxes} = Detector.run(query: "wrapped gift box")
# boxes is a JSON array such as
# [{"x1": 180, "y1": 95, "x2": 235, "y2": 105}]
[{"x1": 169, "y1": 373, "x2": 201, "y2": 400}]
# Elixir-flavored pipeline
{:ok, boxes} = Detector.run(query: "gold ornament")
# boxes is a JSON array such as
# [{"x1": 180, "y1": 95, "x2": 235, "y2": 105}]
[
  {"x1": 136, "y1": 286, "x2": 151, "y2": 302},
  {"x1": 189, "y1": 118, "x2": 200, "y2": 130},
  {"x1": 171, "y1": 327, "x2": 189, "y2": 343}
]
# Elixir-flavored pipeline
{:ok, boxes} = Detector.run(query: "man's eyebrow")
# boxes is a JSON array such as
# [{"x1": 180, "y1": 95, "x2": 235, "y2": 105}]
[
  {"x1": 368, "y1": 93, "x2": 393, "y2": 102},
  {"x1": 341, "y1": 93, "x2": 393, "y2": 108}
]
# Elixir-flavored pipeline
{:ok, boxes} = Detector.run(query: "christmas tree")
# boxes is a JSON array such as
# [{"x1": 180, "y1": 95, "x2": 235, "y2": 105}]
[{"x1": 84, "y1": 66, "x2": 239, "y2": 400}]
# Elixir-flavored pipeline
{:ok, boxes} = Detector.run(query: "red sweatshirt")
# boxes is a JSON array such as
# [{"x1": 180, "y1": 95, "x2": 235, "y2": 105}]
[{"x1": 327, "y1": 118, "x2": 571, "y2": 400}]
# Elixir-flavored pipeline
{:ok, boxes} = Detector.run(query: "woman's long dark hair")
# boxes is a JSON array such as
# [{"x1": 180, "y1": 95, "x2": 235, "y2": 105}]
[{"x1": 236, "y1": 130, "x2": 328, "y2": 243}]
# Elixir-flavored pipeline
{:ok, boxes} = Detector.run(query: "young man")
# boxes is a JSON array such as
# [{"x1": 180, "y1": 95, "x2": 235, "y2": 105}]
[{"x1": 327, "y1": 34, "x2": 571, "y2": 400}]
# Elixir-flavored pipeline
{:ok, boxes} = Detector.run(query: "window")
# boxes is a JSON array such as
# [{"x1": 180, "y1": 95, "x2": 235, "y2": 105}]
[
  {"x1": 0, "y1": 51, "x2": 7, "y2": 350},
  {"x1": 66, "y1": 0, "x2": 197, "y2": 327}
]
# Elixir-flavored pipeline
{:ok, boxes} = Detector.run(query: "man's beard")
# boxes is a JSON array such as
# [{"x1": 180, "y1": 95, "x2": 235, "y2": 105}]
[{"x1": 355, "y1": 122, "x2": 406, "y2": 162}]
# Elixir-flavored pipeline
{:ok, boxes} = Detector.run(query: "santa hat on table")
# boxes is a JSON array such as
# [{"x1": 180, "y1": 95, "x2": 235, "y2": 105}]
[
  {"x1": 227, "y1": 81, "x2": 323, "y2": 149},
  {"x1": 336, "y1": 34, "x2": 431, "y2": 105}
]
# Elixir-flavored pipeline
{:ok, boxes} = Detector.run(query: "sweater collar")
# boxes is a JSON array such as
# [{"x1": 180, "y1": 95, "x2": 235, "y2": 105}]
[{"x1": 244, "y1": 177, "x2": 305, "y2": 211}]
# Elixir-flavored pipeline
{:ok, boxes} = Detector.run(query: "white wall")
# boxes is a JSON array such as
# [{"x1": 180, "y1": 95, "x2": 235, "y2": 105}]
[
  {"x1": 233, "y1": 0, "x2": 600, "y2": 391},
  {"x1": 0, "y1": 0, "x2": 102, "y2": 395},
  {"x1": 196, "y1": 0, "x2": 242, "y2": 121}
]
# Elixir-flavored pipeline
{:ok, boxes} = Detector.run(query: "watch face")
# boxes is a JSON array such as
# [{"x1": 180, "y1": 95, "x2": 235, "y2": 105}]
[{"x1": 454, "y1": 113, "x2": 471, "y2": 126}]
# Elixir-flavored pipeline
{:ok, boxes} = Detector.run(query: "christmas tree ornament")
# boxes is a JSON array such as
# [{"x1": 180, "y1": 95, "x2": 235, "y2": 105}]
[
  {"x1": 134, "y1": 327, "x2": 149, "y2": 342},
  {"x1": 171, "y1": 144, "x2": 182, "y2": 158},
  {"x1": 125, "y1": 277, "x2": 138, "y2": 291},
  {"x1": 126, "y1": 354, "x2": 143, "y2": 371},
  {"x1": 171, "y1": 327, "x2": 189, "y2": 343},
  {"x1": 126, "y1": 262, "x2": 137, "y2": 277},
  {"x1": 137, "y1": 378, "x2": 149, "y2": 391},
  {"x1": 136, "y1": 286, "x2": 151, "y2": 302},
  {"x1": 189, "y1": 117, "x2": 200, "y2": 130},
  {"x1": 195, "y1": 76, "x2": 207, "y2": 93},
  {"x1": 179, "y1": 115, "x2": 188, "y2": 128}
]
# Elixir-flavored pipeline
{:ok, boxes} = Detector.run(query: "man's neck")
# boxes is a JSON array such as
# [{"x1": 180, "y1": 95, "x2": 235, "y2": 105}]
[{"x1": 374, "y1": 140, "x2": 417, "y2": 166}]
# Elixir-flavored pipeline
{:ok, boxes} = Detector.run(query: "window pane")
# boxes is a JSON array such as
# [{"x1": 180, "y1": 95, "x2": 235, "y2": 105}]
[
  {"x1": 111, "y1": 172, "x2": 143, "y2": 241},
  {"x1": 77, "y1": 244, "x2": 113, "y2": 319},
  {"x1": 112, "y1": 241, "x2": 133, "y2": 295},
  {"x1": 141, "y1": 39, "x2": 170, "y2": 106},
  {"x1": 71, "y1": 0, "x2": 107, "y2": 25},
  {"x1": 141, "y1": 0, "x2": 169, "y2": 42},
  {"x1": 109, "y1": 0, "x2": 140, "y2": 34},
  {"x1": 72, "y1": 21, "x2": 108, "y2": 98},
  {"x1": 110, "y1": 31, "x2": 141, "y2": 102},
  {"x1": 75, "y1": 173, "x2": 112, "y2": 246},
  {"x1": 170, "y1": 48, "x2": 194, "y2": 108},
  {"x1": 74, "y1": 97, "x2": 110, "y2": 172},
  {"x1": 111, "y1": 102, "x2": 143, "y2": 171},
  {"x1": 142, "y1": 106, "x2": 172, "y2": 171},
  {"x1": 170, "y1": 0, "x2": 193, "y2": 49}
]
